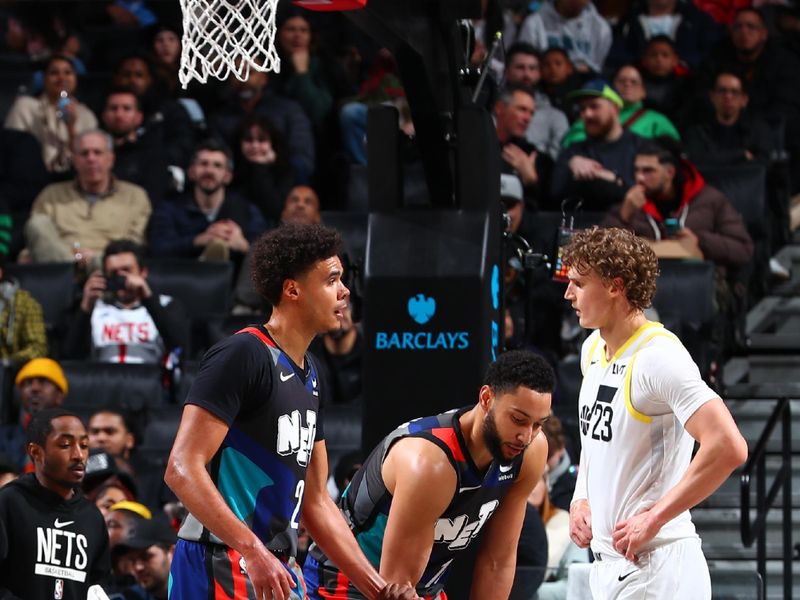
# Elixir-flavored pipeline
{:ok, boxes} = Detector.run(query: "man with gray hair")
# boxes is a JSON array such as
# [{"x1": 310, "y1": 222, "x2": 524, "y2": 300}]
[{"x1": 24, "y1": 129, "x2": 152, "y2": 268}]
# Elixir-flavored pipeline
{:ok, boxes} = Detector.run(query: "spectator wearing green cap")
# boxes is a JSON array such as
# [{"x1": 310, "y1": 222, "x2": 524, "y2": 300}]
[
  {"x1": 562, "y1": 66, "x2": 680, "y2": 149},
  {"x1": 551, "y1": 79, "x2": 646, "y2": 211}
]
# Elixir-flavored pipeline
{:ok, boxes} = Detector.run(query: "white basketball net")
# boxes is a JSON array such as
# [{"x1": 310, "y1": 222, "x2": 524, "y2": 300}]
[{"x1": 179, "y1": 0, "x2": 281, "y2": 88}]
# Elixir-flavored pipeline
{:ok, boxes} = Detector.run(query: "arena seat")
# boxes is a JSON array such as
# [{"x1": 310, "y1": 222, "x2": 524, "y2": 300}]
[
  {"x1": 5, "y1": 262, "x2": 76, "y2": 334},
  {"x1": 172, "y1": 360, "x2": 200, "y2": 406},
  {"x1": 652, "y1": 259, "x2": 717, "y2": 380},
  {"x1": 323, "y1": 403, "x2": 363, "y2": 480},
  {"x1": 60, "y1": 361, "x2": 166, "y2": 416},
  {"x1": 698, "y1": 162, "x2": 769, "y2": 301},
  {"x1": 146, "y1": 259, "x2": 234, "y2": 321},
  {"x1": 0, "y1": 74, "x2": 32, "y2": 122},
  {"x1": 699, "y1": 163, "x2": 767, "y2": 240},
  {"x1": 147, "y1": 258, "x2": 233, "y2": 357},
  {"x1": 193, "y1": 314, "x2": 266, "y2": 361},
  {"x1": 139, "y1": 405, "x2": 183, "y2": 453}
]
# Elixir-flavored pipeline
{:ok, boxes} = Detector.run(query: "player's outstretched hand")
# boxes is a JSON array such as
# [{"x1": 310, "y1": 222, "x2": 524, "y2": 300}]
[
  {"x1": 377, "y1": 583, "x2": 421, "y2": 600},
  {"x1": 612, "y1": 506, "x2": 661, "y2": 562},
  {"x1": 240, "y1": 545, "x2": 296, "y2": 600},
  {"x1": 569, "y1": 499, "x2": 593, "y2": 548}
]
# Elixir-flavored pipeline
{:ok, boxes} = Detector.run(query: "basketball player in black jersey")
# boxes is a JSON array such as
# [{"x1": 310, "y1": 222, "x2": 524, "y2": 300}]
[
  {"x1": 304, "y1": 350, "x2": 554, "y2": 600},
  {"x1": 166, "y1": 223, "x2": 418, "y2": 600}
]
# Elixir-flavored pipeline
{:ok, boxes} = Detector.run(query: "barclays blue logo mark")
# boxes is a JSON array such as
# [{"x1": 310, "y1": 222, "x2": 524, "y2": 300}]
[
  {"x1": 491, "y1": 265, "x2": 500, "y2": 310},
  {"x1": 408, "y1": 294, "x2": 436, "y2": 325}
]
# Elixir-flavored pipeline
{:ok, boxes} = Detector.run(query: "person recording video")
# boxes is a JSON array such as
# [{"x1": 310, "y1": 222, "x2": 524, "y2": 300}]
[{"x1": 63, "y1": 239, "x2": 189, "y2": 364}]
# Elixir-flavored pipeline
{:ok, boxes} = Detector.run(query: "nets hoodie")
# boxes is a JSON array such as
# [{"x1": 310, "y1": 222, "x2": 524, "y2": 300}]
[{"x1": 0, "y1": 473, "x2": 110, "y2": 599}]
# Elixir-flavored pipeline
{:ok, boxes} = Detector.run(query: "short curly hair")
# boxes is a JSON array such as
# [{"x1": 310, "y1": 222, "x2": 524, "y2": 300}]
[
  {"x1": 484, "y1": 350, "x2": 555, "y2": 396},
  {"x1": 562, "y1": 226, "x2": 659, "y2": 312},
  {"x1": 251, "y1": 223, "x2": 342, "y2": 306}
]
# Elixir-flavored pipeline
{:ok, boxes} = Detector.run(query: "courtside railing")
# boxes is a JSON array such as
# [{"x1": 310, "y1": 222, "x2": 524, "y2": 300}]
[{"x1": 740, "y1": 396, "x2": 792, "y2": 600}]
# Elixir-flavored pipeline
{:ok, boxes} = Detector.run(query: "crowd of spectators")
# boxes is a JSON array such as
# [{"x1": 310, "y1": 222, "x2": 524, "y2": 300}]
[{"x1": 0, "y1": 0, "x2": 797, "y2": 596}]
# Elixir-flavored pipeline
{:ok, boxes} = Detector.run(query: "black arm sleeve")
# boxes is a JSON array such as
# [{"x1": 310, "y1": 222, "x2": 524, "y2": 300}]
[{"x1": 143, "y1": 295, "x2": 190, "y2": 353}]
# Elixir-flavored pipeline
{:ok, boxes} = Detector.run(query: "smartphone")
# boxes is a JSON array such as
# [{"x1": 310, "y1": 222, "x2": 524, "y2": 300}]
[
  {"x1": 105, "y1": 275, "x2": 127, "y2": 292},
  {"x1": 56, "y1": 91, "x2": 71, "y2": 123},
  {"x1": 664, "y1": 218, "x2": 680, "y2": 238}
]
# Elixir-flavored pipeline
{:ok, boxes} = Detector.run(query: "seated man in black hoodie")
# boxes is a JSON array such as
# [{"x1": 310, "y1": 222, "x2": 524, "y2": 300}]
[
  {"x1": 0, "y1": 407, "x2": 110, "y2": 598},
  {"x1": 684, "y1": 71, "x2": 774, "y2": 166}
]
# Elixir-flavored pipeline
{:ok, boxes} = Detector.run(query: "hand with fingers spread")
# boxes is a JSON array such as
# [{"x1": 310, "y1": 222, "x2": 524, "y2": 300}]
[
  {"x1": 240, "y1": 544, "x2": 296, "y2": 600},
  {"x1": 569, "y1": 498, "x2": 592, "y2": 549},
  {"x1": 612, "y1": 506, "x2": 662, "y2": 562}
]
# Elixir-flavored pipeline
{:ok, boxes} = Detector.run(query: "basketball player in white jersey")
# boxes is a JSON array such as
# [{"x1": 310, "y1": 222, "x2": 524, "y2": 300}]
[{"x1": 562, "y1": 227, "x2": 747, "y2": 599}]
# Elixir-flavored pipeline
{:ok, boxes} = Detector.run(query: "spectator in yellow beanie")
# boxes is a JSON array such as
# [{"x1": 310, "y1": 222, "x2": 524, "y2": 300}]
[{"x1": 0, "y1": 357, "x2": 68, "y2": 470}]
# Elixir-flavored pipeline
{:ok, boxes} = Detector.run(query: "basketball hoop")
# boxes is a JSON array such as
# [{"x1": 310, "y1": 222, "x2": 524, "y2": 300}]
[
  {"x1": 178, "y1": 0, "x2": 281, "y2": 88},
  {"x1": 179, "y1": 0, "x2": 367, "y2": 88}
]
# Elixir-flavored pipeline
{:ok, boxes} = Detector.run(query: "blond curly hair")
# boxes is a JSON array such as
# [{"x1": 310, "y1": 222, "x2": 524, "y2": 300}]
[{"x1": 562, "y1": 226, "x2": 659, "y2": 312}]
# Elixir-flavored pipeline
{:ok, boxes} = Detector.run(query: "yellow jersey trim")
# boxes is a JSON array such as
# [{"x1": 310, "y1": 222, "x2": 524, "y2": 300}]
[
  {"x1": 585, "y1": 335, "x2": 603, "y2": 374},
  {"x1": 623, "y1": 330, "x2": 682, "y2": 424},
  {"x1": 599, "y1": 321, "x2": 663, "y2": 368}
]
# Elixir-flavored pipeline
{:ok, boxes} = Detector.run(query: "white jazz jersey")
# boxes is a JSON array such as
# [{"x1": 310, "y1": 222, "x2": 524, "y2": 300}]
[{"x1": 577, "y1": 321, "x2": 716, "y2": 558}]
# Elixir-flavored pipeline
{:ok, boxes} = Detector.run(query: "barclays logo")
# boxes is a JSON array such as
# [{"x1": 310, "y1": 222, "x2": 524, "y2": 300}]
[
  {"x1": 374, "y1": 293, "x2": 469, "y2": 351},
  {"x1": 408, "y1": 294, "x2": 436, "y2": 324}
]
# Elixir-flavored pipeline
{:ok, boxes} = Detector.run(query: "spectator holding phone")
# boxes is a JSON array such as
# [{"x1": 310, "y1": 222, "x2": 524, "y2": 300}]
[
  {"x1": 63, "y1": 239, "x2": 189, "y2": 363},
  {"x1": 4, "y1": 54, "x2": 98, "y2": 174},
  {"x1": 602, "y1": 138, "x2": 752, "y2": 271}
]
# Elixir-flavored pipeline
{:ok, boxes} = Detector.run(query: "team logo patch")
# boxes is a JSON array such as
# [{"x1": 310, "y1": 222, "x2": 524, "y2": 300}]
[{"x1": 580, "y1": 405, "x2": 592, "y2": 436}]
